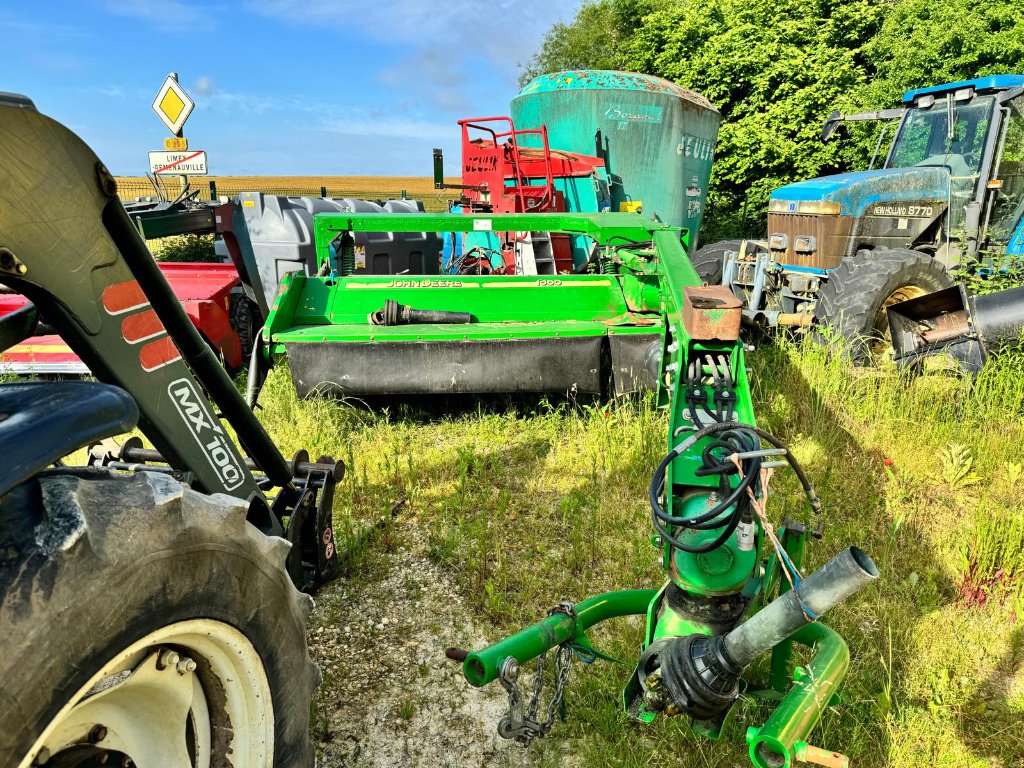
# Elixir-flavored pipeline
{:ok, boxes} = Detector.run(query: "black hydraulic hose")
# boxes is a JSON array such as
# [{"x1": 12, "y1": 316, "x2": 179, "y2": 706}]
[
  {"x1": 649, "y1": 422, "x2": 821, "y2": 554},
  {"x1": 652, "y1": 434, "x2": 759, "y2": 528}
]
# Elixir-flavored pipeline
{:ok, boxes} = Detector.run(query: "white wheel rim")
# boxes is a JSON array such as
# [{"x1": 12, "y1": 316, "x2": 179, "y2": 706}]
[{"x1": 19, "y1": 619, "x2": 273, "y2": 768}]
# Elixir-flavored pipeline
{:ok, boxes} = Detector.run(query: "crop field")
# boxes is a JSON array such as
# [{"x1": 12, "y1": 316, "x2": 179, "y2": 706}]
[
  {"x1": 114, "y1": 175, "x2": 459, "y2": 211},
  {"x1": 248, "y1": 341, "x2": 1024, "y2": 768}
]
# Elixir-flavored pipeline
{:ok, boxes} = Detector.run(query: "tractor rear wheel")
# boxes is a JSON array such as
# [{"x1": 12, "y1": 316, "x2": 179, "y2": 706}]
[
  {"x1": 690, "y1": 239, "x2": 764, "y2": 285},
  {"x1": 1, "y1": 471, "x2": 319, "y2": 768},
  {"x1": 815, "y1": 247, "x2": 952, "y2": 364}
]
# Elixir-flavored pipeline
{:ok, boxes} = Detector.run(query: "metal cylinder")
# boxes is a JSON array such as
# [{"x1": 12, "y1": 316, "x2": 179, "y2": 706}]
[
  {"x1": 368, "y1": 299, "x2": 473, "y2": 326},
  {"x1": 511, "y1": 71, "x2": 720, "y2": 244},
  {"x1": 723, "y1": 547, "x2": 878, "y2": 668},
  {"x1": 969, "y1": 285, "x2": 1024, "y2": 351},
  {"x1": 746, "y1": 622, "x2": 851, "y2": 768}
]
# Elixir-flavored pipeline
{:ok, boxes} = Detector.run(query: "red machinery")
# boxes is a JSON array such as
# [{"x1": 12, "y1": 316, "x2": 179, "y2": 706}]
[
  {"x1": 445, "y1": 117, "x2": 607, "y2": 274},
  {"x1": 0, "y1": 262, "x2": 243, "y2": 375}
]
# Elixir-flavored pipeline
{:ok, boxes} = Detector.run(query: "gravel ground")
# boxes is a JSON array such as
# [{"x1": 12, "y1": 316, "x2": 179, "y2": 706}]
[{"x1": 307, "y1": 527, "x2": 540, "y2": 768}]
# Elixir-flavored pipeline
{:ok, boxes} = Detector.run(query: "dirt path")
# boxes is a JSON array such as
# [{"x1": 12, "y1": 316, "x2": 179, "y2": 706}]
[{"x1": 307, "y1": 528, "x2": 537, "y2": 768}]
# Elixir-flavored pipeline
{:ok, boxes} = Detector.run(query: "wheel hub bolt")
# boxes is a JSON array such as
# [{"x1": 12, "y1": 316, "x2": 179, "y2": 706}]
[
  {"x1": 88, "y1": 724, "x2": 108, "y2": 743},
  {"x1": 33, "y1": 747, "x2": 50, "y2": 765},
  {"x1": 157, "y1": 649, "x2": 180, "y2": 669},
  {"x1": 176, "y1": 657, "x2": 197, "y2": 675}
]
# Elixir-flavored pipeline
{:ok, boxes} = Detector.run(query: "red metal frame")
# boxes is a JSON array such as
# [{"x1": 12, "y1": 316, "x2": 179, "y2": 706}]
[
  {"x1": 456, "y1": 116, "x2": 607, "y2": 273},
  {"x1": 1, "y1": 262, "x2": 242, "y2": 374},
  {"x1": 458, "y1": 116, "x2": 555, "y2": 213}
]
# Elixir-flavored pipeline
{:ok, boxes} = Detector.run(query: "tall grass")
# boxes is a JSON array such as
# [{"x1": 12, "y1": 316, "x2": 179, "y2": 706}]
[{"x1": 254, "y1": 340, "x2": 1024, "y2": 767}]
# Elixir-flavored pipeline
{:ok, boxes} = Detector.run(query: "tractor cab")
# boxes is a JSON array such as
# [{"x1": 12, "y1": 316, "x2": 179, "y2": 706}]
[
  {"x1": 768, "y1": 75, "x2": 1024, "y2": 270},
  {"x1": 696, "y1": 75, "x2": 1024, "y2": 353}
]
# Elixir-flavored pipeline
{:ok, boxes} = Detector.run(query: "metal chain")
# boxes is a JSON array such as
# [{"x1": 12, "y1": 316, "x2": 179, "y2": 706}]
[{"x1": 495, "y1": 602, "x2": 576, "y2": 745}]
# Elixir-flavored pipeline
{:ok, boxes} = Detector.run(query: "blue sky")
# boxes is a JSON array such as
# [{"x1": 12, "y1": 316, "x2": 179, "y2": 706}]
[{"x1": 0, "y1": 1, "x2": 579, "y2": 175}]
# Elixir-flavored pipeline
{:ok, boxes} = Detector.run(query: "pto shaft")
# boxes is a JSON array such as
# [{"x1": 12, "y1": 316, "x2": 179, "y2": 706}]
[
  {"x1": 369, "y1": 299, "x2": 473, "y2": 326},
  {"x1": 724, "y1": 547, "x2": 878, "y2": 667}
]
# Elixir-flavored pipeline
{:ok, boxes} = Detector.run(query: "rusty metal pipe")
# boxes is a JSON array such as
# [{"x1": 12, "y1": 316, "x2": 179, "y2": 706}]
[{"x1": 776, "y1": 313, "x2": 815, "y2": 327}]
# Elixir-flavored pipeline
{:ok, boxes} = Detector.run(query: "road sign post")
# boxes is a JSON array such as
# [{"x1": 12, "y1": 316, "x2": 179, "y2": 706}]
[{"x1": 150, "y1": 73, "x2": 207, "y2": 193}]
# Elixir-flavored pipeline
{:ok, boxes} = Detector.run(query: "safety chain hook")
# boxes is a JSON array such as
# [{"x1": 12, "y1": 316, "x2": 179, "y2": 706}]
[{"x1": 496, "y1": 602, "x2": 577, "y2": 745}]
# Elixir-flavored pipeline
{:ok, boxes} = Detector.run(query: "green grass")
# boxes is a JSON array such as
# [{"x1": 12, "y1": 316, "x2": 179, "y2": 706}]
[{"x1": 252, "y1": 342, "x2": 1024, "y2": 767}]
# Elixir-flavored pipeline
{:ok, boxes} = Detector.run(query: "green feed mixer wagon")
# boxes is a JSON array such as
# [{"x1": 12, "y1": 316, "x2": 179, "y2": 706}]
[{"x1": 251, "y1": 70, "x2": 721, "y2": 398}]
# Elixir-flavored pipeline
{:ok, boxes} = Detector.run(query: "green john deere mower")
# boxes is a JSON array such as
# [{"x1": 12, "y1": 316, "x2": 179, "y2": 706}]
[
  {"x1": 240, "y1": 70, "x2": 721, "y2": 399},
  {"x1": 257, "y1": 212, "x2": 674, "y2": 398}
]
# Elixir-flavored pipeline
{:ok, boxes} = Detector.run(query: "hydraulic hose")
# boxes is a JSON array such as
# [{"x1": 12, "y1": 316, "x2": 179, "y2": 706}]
[{"x1": 649, "y1": 422, "x2": 821, "y2": 555}]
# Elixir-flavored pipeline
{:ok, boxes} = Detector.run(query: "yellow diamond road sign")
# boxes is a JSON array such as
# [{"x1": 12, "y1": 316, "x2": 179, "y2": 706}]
[{"x1": 151, "y1": 75, "x2": 194, "y2": 135}]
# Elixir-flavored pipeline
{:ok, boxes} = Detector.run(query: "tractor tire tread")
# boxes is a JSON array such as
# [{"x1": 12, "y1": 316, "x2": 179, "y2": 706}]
[{"x1": 0, "y1": 470, "x2": 318, "y2": 767}]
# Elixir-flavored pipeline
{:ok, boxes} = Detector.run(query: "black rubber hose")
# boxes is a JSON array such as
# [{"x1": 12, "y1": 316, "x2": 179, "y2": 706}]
[
  {"x1": 651, "y1": 436, "x2": 759, "y2": 528},
  {"x1": 649, "y1": 422, "x2": 821, "y2": 554}
]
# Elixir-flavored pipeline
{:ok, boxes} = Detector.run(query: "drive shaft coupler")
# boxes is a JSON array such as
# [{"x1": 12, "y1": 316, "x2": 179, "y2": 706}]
[
  {"x1": 369, "y1": 299, "x2": 473, "y2": 326},
  {"x1": 657, "y1": 634, "x2": 745, "y2": 720},
  {"x1": 646, "y1": 547, "x2": 878, "y2": 721}
]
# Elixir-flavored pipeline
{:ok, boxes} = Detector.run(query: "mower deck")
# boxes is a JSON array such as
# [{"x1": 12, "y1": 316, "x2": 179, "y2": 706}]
[{"x1": 262, "y1": 215, "x2": 676, "y2": 397}]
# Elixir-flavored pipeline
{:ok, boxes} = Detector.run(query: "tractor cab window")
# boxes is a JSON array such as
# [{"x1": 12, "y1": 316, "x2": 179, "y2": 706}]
[
  {"x1": 887, "y1": 95, "x2": 995, "y2": 193},
  {"x1": 987, "y1": 95, "x2": 1024, "y2": 248}
]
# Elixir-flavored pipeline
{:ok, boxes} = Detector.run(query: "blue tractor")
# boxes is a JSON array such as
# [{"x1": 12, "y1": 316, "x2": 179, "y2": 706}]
[{"x1": 693, "y1": 74, "x2": 1024, "y2": 360}]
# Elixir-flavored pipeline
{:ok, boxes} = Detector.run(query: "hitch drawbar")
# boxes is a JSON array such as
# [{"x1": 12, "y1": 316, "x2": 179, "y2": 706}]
[
  {"x1": 369, "y1": 299, "x2": 473, "y2": 326},
  {"x1": 455, "y1": 548, "x2": 878, "y2": 767}
]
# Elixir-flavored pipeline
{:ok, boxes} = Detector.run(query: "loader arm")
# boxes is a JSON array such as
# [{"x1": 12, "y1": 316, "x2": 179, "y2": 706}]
[{"x1": 0, "y1": 94, "x2": 288, "y2": 500}]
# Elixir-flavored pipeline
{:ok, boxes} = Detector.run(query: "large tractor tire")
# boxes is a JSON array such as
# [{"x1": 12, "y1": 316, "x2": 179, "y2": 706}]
[
  {"x1": 690, "y1": 239, "x2": 765, "y2": 285},
  {"x1": 690, "y1": 239, "x2": 741, "y2": 285},
  {"x1": 230, "y1": 292, "x2": 263, "y2": 364},
  {"x1": 815, "y1": 247, "x2": 953, "y2": 364},
  {"x1": 0, "y1": 471, "x2": 319, "y2": 768}
]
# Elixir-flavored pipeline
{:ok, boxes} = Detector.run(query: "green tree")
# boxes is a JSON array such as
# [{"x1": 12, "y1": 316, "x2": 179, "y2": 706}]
[
  {"x1": 519, "y1": 0, "x2": 657, "y2": 86},
  {"x1": 524, "y1": 0, "x2": 1024, "y2": 241}
]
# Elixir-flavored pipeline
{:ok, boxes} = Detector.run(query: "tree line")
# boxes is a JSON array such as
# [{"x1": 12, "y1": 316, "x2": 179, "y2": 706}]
[{"x1": 523, "y1": 0, "x2": 1024, "y2": 241}]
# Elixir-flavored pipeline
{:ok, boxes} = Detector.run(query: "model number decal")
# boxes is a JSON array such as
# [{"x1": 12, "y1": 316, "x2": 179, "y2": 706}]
[
  {"x1": 869, "y1": 204, "x2": 935, "y2": 217},
  {"x1": 169, "y1": 378, "x2": 245, "y2": 491}
]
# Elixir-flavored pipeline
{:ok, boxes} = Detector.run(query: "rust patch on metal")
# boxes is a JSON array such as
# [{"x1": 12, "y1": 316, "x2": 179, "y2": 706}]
[
  {"x1": 919, "y1": 309, "x2": 970, "y2": 344},
  {"x1": 682, "y1": 286, "x2": 741, "y2": 341}
]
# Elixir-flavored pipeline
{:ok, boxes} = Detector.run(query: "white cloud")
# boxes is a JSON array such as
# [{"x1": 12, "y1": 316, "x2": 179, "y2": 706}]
[
  {"x1": 193, "y1": 76, "x2": 217, "y2": 96},
  {"x1": 246, "y1": 0, "x2": 575, "y2": 60},
  {"x1": 193, "y1": 87, "x2": 450, "y2": 141},
  {"x1": 96, "y1": 0, "x2": 213, "y2": 31},
  {"x1": 245, "y1": 0, "x2": 578, "y2": 106},
  {"x1": 93, "y1": 85, "x2": 126, "y2": 99},
  {"x1": 379, "y1": 48, "x2": 472, "y2": 111},
  {"x1": 319, "y1": 116, "x2": 452, "y2": 142}
]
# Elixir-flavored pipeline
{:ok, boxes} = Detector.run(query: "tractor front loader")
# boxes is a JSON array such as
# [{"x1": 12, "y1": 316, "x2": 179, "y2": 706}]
[{"x1": 0, "y1": 94, "x2": 339, "y2": 766}]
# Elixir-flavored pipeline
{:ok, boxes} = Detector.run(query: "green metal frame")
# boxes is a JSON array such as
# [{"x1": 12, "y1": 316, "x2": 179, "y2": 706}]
[
  {"x1": 262, "y1": 210, "x2": 854, "y2": 766},
  {"x1": 263, "y1": 212, "x2": 684, "y2": 357}
]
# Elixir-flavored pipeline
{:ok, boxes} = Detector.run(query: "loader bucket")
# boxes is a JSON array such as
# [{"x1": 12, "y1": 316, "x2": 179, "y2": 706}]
[{"x1": 261, "y1": 212, "x2": 695, "y2": 397}]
